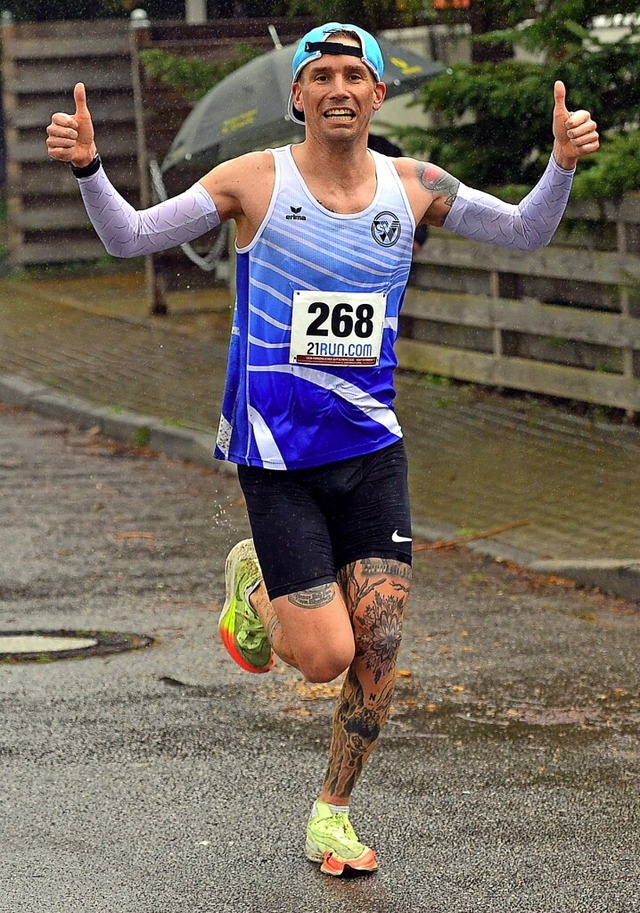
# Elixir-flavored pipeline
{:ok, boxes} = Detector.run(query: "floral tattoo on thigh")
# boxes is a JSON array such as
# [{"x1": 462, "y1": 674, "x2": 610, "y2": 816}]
[
  {"x1": 338, "y1": 560, "x2": 410, "y2": 683},
  {"x1": 357, "y1": 592, "x2": 404, "y2": 684}
]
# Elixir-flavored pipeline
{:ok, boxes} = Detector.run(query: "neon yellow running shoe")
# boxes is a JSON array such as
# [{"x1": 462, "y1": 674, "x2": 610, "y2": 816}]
[
  {"x1": 305, "y1": 800, "x2": 378, "y2": 876},
  {"x1": 219, "y1": 539, "x2": 274, "y2": 674}
]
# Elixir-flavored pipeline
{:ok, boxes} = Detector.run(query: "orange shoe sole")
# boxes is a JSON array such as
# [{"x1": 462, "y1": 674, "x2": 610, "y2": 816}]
[
  {"x1": 218, "y1": 621, "x2": 274, "y2": 674},
  {"x1": 320, "y1": 848, "x2": 378, "y2": 876}
]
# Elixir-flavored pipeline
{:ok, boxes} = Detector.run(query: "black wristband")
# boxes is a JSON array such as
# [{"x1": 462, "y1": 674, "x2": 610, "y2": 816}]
[{"x1": 70, "y1": 154, "x2": 101, "y2": 178}]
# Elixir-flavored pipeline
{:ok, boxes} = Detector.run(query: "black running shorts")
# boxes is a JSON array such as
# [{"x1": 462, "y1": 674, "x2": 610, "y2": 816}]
[{"x1": 237, "y1": 439, "x2": 412, "y2": 600}]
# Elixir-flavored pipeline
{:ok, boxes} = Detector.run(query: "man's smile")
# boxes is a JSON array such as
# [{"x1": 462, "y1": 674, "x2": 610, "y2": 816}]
[{"x1": 323, "y1": 107, "x2": 356, "y2": 121}]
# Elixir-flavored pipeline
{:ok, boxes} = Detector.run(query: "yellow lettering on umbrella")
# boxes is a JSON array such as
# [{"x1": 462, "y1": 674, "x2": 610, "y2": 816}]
[
  {"x1": 222, "y1": 109, "x2": 258, "y2": 135},
  {"x1": 388, "y1": 56, "x2": 424, "y2": 76}
]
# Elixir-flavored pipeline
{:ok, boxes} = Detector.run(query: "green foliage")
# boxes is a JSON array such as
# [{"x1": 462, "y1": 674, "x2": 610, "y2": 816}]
[
  {"x1": 132, "y1": 426, "x2": 151, "y2": 447},
  {"x1": 139, "y1": 44, "x2": 264, "y2": 103},
  {"x1": 488, "y1": 0, "x2": 640, "y2": 60},
  {"x1": 400, "y1": 2, "x2": 640, "y2": 199},
  {"x1": 285, "y1": 0, "x2": 420, "y2": 32},
  {"x1": 396, "y1": 60, "x2": 551, "y2": 187},
  {"x1": 572, "y1": 130, "x2": 640, "y2": 200}
]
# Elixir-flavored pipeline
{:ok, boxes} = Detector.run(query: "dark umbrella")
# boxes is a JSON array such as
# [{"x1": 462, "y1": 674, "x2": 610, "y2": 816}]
[{"x1": 161, "y1": 37, "x2": 444, "y2": 173}]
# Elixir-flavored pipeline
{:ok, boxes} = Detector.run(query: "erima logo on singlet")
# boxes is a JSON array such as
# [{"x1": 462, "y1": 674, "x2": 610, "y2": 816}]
[
  {"x1": 286, "y1": 205, "x2": 307, "y2": 221},
  {"x1": 371, "y1": 211, "x2": 401, "y2": 247}
]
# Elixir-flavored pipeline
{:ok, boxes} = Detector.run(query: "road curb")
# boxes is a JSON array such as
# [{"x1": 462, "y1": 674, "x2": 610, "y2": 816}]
[
  {"x1": 529, "y1": 559, "x2": 640, "y2": 604},
  {"x1": 0, "y1": 373, "x2": 233, "y2": 477}
]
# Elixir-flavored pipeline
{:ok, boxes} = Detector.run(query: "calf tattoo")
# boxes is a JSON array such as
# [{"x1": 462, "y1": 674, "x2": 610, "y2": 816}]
[
  {"x1": 322, "y1": 559, "x2": 411, "y2": 800},
  {"x1": 266, "y1": 615, "x2": 281, "y2": 643},
  {"x1": 323, "y1": 670, "x2": 395, "y2": 799}
]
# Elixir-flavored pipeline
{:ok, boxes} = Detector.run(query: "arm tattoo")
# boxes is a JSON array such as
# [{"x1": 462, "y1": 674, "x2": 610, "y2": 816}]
[
  {"x1": 288, "y1": 582, "x2": 334, "y2": 610},
  {"x1": 416, "y1": 162, "x2": 460, "y2": 209}
]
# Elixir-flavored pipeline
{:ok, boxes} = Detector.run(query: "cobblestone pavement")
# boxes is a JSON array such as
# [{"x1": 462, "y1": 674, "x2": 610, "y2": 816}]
[{"x1": 1, "y1": 273, "x2": 639, "y2": 597}]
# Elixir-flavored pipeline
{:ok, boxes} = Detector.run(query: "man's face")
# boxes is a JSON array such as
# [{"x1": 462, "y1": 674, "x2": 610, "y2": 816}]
[{"x1": 291, "y1": 36, "x2": 386, "y2": 137}]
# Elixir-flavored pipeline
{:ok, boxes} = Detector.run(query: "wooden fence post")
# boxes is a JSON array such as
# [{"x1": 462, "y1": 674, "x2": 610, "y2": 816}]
[
  {"x1": 1, "y1": 10, "x2": 18, "y2": 266},
  {"x1": 617, "y1": 219, "x2": 638, "y2": 420}
]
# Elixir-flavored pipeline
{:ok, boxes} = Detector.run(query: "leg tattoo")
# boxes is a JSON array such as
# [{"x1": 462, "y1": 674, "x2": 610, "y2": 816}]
[
  {"x1": 320, "y1": 559, "x2": 411, "y2": 802},
  {"x1": 251, "y1": 583, "x2": 299, "y2": 669}
]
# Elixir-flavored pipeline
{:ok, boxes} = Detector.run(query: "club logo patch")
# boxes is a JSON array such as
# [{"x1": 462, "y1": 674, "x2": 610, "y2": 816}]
[{"x1": 371, "y1": 211, "x2": 401, "y2": 247}]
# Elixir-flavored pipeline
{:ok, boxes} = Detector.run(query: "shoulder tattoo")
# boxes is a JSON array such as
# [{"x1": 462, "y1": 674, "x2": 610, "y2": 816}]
[{"x1": 416, "y1": 162, "x2": 460, "y2": 209}]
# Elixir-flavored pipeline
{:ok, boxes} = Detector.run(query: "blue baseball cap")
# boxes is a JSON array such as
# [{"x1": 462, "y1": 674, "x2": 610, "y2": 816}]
[{"x1": 288, "y1": 23, "x2": 385, "y2": 125}]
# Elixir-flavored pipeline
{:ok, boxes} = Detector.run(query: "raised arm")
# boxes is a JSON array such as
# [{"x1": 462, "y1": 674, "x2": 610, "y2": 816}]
[
  {"x1": 404, "y1": 81, "x2": 599, "y2": 252},
  {"x1": 46, "y1": 82, "x2": 221, "y2": 258}
]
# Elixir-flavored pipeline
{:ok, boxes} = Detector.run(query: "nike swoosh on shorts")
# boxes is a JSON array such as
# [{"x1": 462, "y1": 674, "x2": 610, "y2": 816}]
[{"x1": 391, "y1": 530, "x2": 412, "y2": 543}]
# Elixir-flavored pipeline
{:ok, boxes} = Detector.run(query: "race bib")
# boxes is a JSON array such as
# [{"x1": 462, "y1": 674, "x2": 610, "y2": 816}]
[{"x1": 290, "y1": 290, "x2": 386, "y2": 367}]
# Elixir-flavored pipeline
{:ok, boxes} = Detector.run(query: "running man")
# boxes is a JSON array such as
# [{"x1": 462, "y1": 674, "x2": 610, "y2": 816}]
[{"x1": 46, "y1": 22, "x2": 599, "y2": 876}]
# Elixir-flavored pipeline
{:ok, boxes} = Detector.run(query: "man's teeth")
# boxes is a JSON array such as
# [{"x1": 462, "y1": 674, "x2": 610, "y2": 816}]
[{"x1": 326, "y1": 109, "x2": 353, "y2": 118}]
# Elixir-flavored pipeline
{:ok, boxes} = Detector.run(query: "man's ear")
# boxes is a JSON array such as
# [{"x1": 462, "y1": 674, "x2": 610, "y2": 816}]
[
  {"x1": 291, "y1": 81, "x2": 304, "y2": 116},
  {"x1": 372, "y1": 81, "x2": 387, "y2": 112}
]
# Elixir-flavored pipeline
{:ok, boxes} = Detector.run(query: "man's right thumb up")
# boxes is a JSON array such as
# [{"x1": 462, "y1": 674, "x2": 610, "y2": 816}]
[{"x1": 74, "y1": 81, "x2": 90, "y2": 118}]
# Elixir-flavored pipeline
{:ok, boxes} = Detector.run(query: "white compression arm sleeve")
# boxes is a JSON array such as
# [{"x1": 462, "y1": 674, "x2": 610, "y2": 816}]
[
  {"x1": 443, "y1": 156, "x2": 575, "y2": 252},
  {"x1": 76, "y1": 164, "x2": 221, "y2": 258}
]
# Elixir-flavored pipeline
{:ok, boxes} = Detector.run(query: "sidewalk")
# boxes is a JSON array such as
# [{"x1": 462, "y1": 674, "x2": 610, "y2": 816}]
[{"x1": 1, "y1": 272, "x2": 639, "y2": 601}]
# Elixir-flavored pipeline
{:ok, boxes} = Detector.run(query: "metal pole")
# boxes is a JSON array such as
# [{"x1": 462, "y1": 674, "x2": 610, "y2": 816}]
[
  {"x1": 268, "y1": 24, "x2": 282, "y2": 49},
  {"x1": 129, "y1": 8, "x2": 168, "y2": 315}
]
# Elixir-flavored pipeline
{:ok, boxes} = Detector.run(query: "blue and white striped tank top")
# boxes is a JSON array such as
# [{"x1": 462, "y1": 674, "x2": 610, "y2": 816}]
[{"x1": 215, "y1": 144, "x2": 415, "y2": 470}]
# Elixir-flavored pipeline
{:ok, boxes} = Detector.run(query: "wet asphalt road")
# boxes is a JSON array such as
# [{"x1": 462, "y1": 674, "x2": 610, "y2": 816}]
[{"x1": 1, "y1": 403, "x2": 639, "y2": 913}]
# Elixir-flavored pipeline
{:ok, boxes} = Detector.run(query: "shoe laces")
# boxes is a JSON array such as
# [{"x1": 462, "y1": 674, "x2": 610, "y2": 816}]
[
  {"x1": 235, "y1": 578, "x2": 267, "y2": 650},
  {"x1": 236, "y1": 623, "x2": 265, "y2": 649},
  {"x1": 325, "y1": 810, "x2": 358, "y2": 843}
]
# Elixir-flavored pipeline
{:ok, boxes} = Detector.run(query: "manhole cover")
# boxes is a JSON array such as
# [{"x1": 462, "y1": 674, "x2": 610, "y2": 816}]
[
  {"x1": 0, "y1": 630, "x2": 155, "y2": 663},
  {"x1": 2, "y1": 634, "x2": 98, "y2": 653}
]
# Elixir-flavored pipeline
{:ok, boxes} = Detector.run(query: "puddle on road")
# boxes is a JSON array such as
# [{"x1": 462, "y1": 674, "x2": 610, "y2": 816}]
[
  {"x1": 153, "y1": 668, "x2": 640, "y2": 756},
  {"x1": 253, "y1": 672, "x2": 640, "y2": 750}
]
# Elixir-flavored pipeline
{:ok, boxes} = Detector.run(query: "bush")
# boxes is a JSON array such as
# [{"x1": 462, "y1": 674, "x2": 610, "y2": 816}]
[
  {"x1": 139, "y1": 44, "x2": 264, "y2": 103},
  {"x1": 397, "y1": 3, "x2": 640, "y2": 200}
]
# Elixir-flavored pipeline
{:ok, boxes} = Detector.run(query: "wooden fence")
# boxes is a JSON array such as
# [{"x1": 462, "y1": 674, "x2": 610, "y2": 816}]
[
  {"x1": 400, "y1": 194, "x2": 640, "y2": 415},
  {"x1": 2, "y1": 18, "x2": 137, "y2": 266}
]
